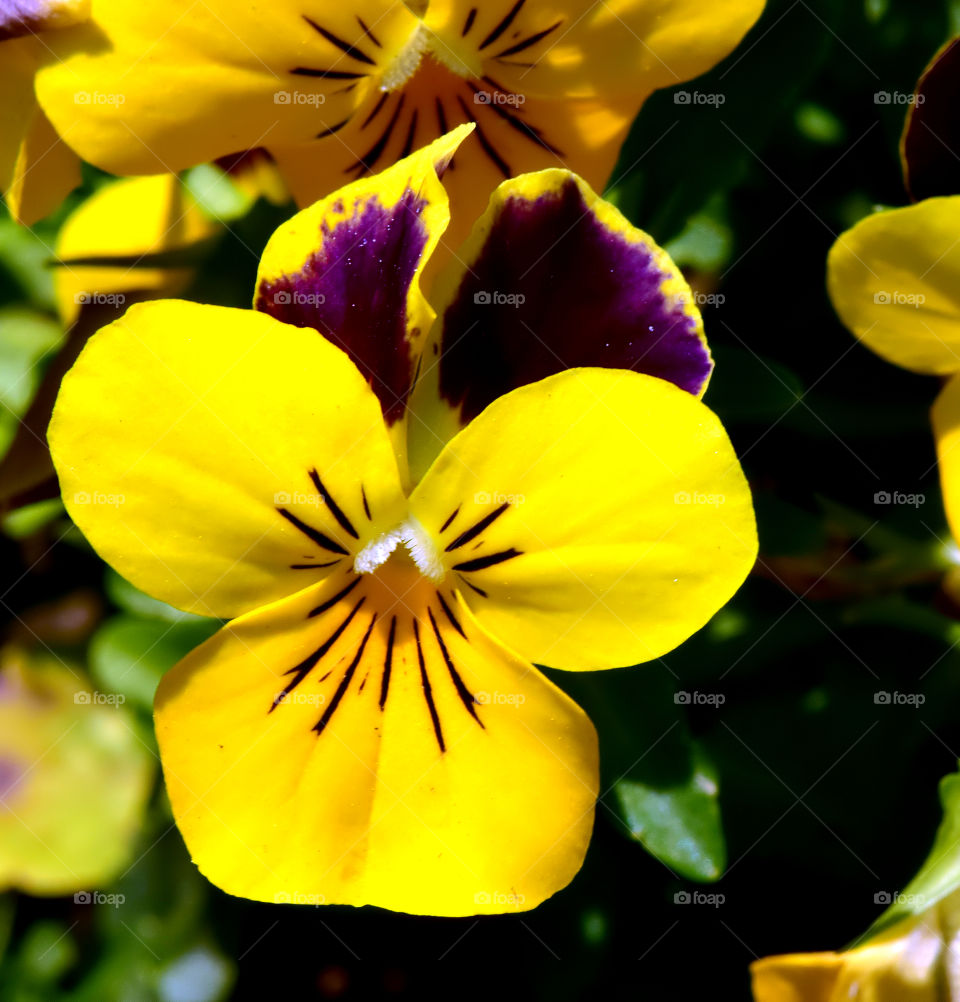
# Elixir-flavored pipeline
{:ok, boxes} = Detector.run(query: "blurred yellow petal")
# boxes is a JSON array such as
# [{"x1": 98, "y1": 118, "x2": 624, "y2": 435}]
[
  {"x1": 827, "y1": 198, "x2": 960, "y2": 375},
  {"x1": 0, "y1": 36, "x2": 39, "y2": 196},
  {"x1": 49, "y1": 300, "x2": 405, "y2": 619},
  {"x1": 408, "y1": 168, "x2": 711, "y2": 479},
  {"x1": 54, "y1": 174, "x2": 220, "y2": 327},
  {"x1": 409, "y1": 368, "x2": 757, "y2": 669},
  {"x1": 255, "y1": 126, "x2": 470, "y2": 477},
  {"x1": 156, "y1": 567, "x2": 597, "y2": 915},
  {"x1": 5, "y1": 103, "x2": 80, "y2": 226},
  {"x1": 0, "y1": 649, "x2": 153, "y2": 895}
]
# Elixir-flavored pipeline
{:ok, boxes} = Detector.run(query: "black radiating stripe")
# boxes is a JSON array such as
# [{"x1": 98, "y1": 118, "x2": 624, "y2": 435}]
[
  {"x1": 467, "y1": 82, "x2": 562, "y2": 155},
  {"x1": 316, "y1": 117, "x2": 351, "y2": 139},
  {"x1": 269, "y1": 597, "x2": 366, "y2": 710},
  {"x1": 346, "y1": 95, "x2": 406, "y2": 175},
  {"x1": 414, "y1": 619, "x2": 445, "y2": 752},
  {"x1": 436, "y1": 591, "x2": 466, "y2": 638},
  {"x1": 356, "y1": 15, "x2": 382, "y2": 48},
  {"x1": 462, "y1": 7, "x2": 477, "y2": 35},
  {"x1": 399, "y1": 109, "x2": 419, "y2": 159},
  {"x1": 445, "y1": 502, "x2": 509, "y2": 551},
  {"x1": 277, "y1": 508, "x2": 349, "y2": 555},
  {"x1": 303, "y1": 16, "x2": 376, "y2": 65},
  {"x1": 428, "y1": 608, "x2": 483, "y2": 725},
  {"x1": 361, "y1": 485, "x2": 372, "y2": 520},
  {"x1": 479, "y1": 0, "x2": 527, "y2": 50},
  {"x1": 435, "y1": 97, "x2": 450, "y2": 137},
  {"x1": 453, "y1": 548, "x2": 523, "y2": 573},
  {"x1": 459, "y1": 576, "x2": 488, "y2": 598},
  {"x1": 361, "y1": 90, "x2": 390, "y2": 129},
  {"x1": 290, "y1": 559, "x2": 341, "y2": 569},
  {"x1": 379, "y1": 615, "x2": 397, "y2": 709},
  {"x1": 314, "y1": 613, "x2": 378, "y2": 734},
  {"x1": 309, "y1": 576, "x2": 361, "y2": 617},
  {"x1": 309, "y1": 469, "x2": 358, "y2": 539},
  {"x1": 456, "y1": 96, "x2": 511, "y2": 177},
  {"x1": 439, "y1": 505, "x2": 460, "y2": 533},
  {"x1": 495, "y1": 19, "x2": 561, "y2": 58},
  {"x1": 291, "y1": 67, "x2": 368, "y2": 80}
]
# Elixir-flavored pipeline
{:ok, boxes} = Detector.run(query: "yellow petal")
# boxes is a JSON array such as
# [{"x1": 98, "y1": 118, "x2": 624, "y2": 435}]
[
  {"x1": 933, "y1": 374, "x2": 960, "y2": 549},
  {"x1": 750, "y1": 952, "x2": 846, "y2": 1001},
  {"x1": 5, "y1": 103, "x2": 80, "y2": 225},
  {"x1": 54, "y1": 174, "x2": 220, "y2": 327},
  {"x1": 422, "y1": 0, "x2": 765, "y2": 100},
  {"x1": 827, "y1": 198, "x2": 960, "y2": 375},
  {"x1": 407, "y1": 168, "x2": 711, "y2": 480},
  {"x1": 255, "y1": 126, "x2": 470, "y2": 479},
  {"x1": 0, "y1": 36, "x2": 40, "y2": 196},
  {"x1": 49, "y1": 300, "x2": 405, "y2": 618},
  {"x1": 409, "y1": 368, "x2": 757, "y2": 669},
  {"x1": 155, "y1": 563, "x2": 598, "y2": 916},
  {"x1": 35, "y1": 2, "x2": 421, "y2": 175}
]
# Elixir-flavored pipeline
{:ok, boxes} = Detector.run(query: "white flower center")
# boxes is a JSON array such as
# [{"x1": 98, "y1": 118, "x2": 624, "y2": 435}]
[{"x1": 353, "y1": 516, "x2": 444, "y2": 581}]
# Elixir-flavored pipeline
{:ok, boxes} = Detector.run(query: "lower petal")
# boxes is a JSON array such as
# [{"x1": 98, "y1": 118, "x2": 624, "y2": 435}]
[{"x1": 155, "y1": 572, "x2": 598, "y2": 915}]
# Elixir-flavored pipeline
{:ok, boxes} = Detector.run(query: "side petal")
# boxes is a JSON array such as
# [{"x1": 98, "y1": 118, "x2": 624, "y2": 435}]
[
  {"x1": 5, "y1": 103, "x2": 80, "y2": 225},
  {"x1": 750, "y1": 953, "x2": 844, "y2": 1001},
  {"x1": 155, "y1": 572, "x2": 598, "y2": 916},
  {"x1": 409, "y1": 368, "x2": 757, "y2": 669},
  {"x1": 408, "y1": 169, "x2": 711, "y2": 482},
  {"x1": 422, "y1": 0, "x2": 765, "y2": 101},
  {"x1": 35, "y1": 1, "x2": 420, "y2": 175},
  {"x1": 49, "y1": 300, "x2": 405, "y2": 619},
  {"x1": 54, "y1": 174, "x2": 220, "y2": 327},
  {"x1": 827, "y1": 198, "x2": 960, "y2": 375},
  {"x1": 254, "y1": 126, "x2": 471, "y2": 474}
]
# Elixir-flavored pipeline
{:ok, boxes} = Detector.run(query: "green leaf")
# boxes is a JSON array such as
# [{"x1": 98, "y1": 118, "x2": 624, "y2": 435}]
[
  {"x1": 89, "y1": 615, "x2": 220, "y2": 711},
  {"x1": 104, "y1": 569, "x2": 215, "y2": 624}
]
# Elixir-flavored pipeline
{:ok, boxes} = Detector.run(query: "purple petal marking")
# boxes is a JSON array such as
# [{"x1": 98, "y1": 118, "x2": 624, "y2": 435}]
[
  {"x1": 256, "y1": 190, "x2": 429, "y2": 425},
  {"x1": 438, "y1": 178, "x2": 713, "y2": 425},
  {"x1": 0, "y1": 756, "x2": 24, "y2": 804},
  {"x1": 0, "y1": 0, "x2": 85, "y2": 40}
]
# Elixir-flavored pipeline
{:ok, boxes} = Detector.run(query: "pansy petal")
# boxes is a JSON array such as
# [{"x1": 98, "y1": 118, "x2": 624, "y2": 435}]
[
  {"x1": 35, "y1": 1, "x2": 420, "y2": 176},
  {"x1": 902, "y1": 36, "x2": 960, "y2": 202},
  {"x1": 269, "y1": 61, "x2": 635, "y2": 249},
  {"x1": 155, "y1": 570, "x2": 598, "y2": 916},
  {"x1": 254, "y1": 126, "x2": 470, "y2": 475},
  {"x1": 5, "y1": 103, "x2": 80, "y2": 226},
  {"x1": 408, "y1": 169, "x2": 711, "y2": 481},
  {"x1": 0, "y1": 37, "x2": 39, "y2": 197},
  {"x1": 0, "y1": 0, "x2": 88, "y2": 40},
  {"x1": 422, "y1": 0, "x2": 765, "y2": 101},
  {"x1": 827, "y1": 197, "x2": 960, "y2": 375},
  {"x1": 410, "y1": 368, "x2": 756, "y2": 669},
  {"x1": 54, "y1": 174, "x2": 220, "y2": 327},
  {"x1": 932, "y1": 375, "x2": 960, "y2": 547},
  {"x1": 49, "y1": 300, "x2": 406, "y2": 619},
  {"x1": 750, "y1": 953, "x2": 845, "y2": 1001}
]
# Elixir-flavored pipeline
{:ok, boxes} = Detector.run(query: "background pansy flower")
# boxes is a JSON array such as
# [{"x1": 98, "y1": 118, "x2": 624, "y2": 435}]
[
  {"x1": 0, "y1": 0, "x2": 89, "y2": 223},
  {"x1": 0, "y1": 647, "x2": 154, "y2": 894},
  {"x1": 49, "y1": 131, "x2": 757, "y2": 915},
  {"x1": 34, "y1": 0, "x2": 764, "y2": 243}
]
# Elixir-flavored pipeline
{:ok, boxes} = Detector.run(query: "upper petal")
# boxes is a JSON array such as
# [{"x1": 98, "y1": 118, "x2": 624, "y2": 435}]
[
  {"x1": 34, "y1": 1, "x2": 420, "y2": 175},
  {"x1": 408, "y1": 169, "x2": 712, "y2": 481},
  {"x1": 155, "y1": 567, "x2": 598, "y2": 915},
  {"x1": 49, "y1": 300, "x2": 406, "y2": 619},
  {"x1": 827, "y1": 198, "x2": 960, "y2": 375},
  {"x1": 409, "y1": 368, "x2": 757, "y2": 669}
]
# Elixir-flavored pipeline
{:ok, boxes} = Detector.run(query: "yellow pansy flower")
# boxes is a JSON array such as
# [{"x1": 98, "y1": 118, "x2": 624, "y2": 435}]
[
  {"x1": 0, "y1": 0, "x2": 89, "y2": 223},
  {"x1": 34, "y1": 0, "x2": 764, "y2": 242},
  {"x1": 49, "y1": 130, "x2": 757, "y2": 916}
]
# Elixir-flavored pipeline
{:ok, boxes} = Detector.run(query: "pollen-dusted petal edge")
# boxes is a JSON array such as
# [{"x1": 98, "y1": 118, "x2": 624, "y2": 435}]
[{"x1": 156, "y1": 571, "x2": 598, "y2": 916}]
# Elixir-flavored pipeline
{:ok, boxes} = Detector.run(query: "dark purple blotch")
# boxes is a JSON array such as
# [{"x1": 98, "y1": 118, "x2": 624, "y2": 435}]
[
  {"x1": 438, "y1": 178, "x2": 713, "y2": 424},
  {"x1": 256, "y1": 189, "x2": 429, "y2": 424}
]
